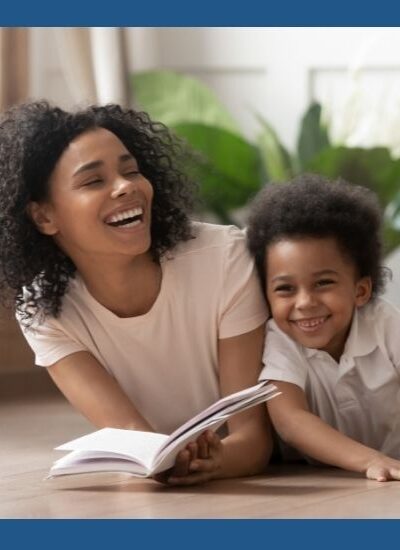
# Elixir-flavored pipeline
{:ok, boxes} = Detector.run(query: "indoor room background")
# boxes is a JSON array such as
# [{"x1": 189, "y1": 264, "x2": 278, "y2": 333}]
[{"x1": 1, "y1": 26, "x2": 400, "y2": 396}]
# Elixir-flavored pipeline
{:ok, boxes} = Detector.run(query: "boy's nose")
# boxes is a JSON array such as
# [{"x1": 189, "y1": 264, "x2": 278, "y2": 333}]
[
  {"x1": 295, "y1": 290, "x2": 317, "y2": 309},
  {"x1": 110, "y1": 176, "x2": 137, "y2": 199}
]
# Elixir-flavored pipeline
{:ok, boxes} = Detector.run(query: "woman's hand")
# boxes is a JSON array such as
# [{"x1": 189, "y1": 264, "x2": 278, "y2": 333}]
[
  {"x1": 366, "y1": 454, "x2": 400, "y2": 481},
  {"x1": 153, "y1": 430, "x2": 223, "y2": 486}
]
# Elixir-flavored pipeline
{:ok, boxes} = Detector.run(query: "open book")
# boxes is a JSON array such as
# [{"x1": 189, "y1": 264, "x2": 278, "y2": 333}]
[{"x1": 49, "y1": 380, "x2": 279, "y2": 479}]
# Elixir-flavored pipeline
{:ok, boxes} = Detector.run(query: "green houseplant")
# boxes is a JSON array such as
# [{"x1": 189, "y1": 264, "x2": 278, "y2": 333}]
[{"x1": 132, "y1": 70, "x2": 400, "y2": 253}]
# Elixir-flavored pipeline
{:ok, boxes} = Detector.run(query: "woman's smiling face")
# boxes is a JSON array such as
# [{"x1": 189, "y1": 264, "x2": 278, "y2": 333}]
[
  {"x1": 266, "y1": 237, "x2": 372, "y2": 361},
  {"x1": 29, "y1": 127, "x2": 154, "y2": 264}
]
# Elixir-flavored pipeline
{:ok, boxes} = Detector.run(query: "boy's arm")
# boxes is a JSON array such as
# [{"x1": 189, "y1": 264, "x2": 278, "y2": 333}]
[{"x1": 269, "y1": 380, "x2": 400, "y2": 481}]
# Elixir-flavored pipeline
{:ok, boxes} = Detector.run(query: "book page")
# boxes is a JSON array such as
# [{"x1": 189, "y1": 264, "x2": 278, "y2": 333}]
[
  {"x1": 160, "y1": 382, "x2": 278, "y2": 451},
  {"x1": 151, "y1": 416, "x2": 229, "y2": 474},
  {"x1": 56, "y1": 428, "x2": 169, "y2": 470},
  {"x1": 152, "y1": 383, "x2": 280, "y2": 472},
  {"x1": 51, "y1": 381, "x2": 279, "y2": 478},
  {"x1": 50, "y1": 455, "x2": 149, "y2": 477}
]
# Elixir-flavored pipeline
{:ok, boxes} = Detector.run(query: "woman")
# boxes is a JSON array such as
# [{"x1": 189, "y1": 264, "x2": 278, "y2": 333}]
[{"x1": 0, "y1": 101, "x2": 271, "y2": 485}]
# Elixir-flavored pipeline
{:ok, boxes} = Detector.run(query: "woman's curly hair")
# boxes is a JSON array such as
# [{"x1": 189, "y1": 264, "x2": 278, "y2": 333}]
[
  {"x1": 246, "y1": 173, "x2": 389, "y2": 298},
  {"x1": 0, "y1": 101, "x2": 197, "y2": 323}
]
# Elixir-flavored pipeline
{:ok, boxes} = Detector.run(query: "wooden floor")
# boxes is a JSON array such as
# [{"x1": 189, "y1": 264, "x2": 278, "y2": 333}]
[{"x1": 2, "y1": 395, "x2": 400, "y2": 519}]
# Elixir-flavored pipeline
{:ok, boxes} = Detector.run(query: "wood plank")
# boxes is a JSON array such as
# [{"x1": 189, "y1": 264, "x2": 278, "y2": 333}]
[{"x1": 1, "y1": 397, "x2": 399, "y2": 518}]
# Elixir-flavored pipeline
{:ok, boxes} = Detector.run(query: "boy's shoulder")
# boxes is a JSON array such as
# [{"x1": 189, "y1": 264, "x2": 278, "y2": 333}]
[
  {"x1": 361, "y1": 297, "x2": 400, "y2": 324},
  {"x1": 347, "y1": 298, "x2": 400, "y2": 359},
  {"x1": 266, "y1": 318, "x2": 308, "y2": 358}
]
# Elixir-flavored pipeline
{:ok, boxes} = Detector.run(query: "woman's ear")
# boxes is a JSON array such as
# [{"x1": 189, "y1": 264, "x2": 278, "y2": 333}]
[
  {"x1": 26, "y1": 201, "x2": 59, "y2": 236},
  {"x1": 355, "y1": 276, "x2": 372, "y2": 307}
]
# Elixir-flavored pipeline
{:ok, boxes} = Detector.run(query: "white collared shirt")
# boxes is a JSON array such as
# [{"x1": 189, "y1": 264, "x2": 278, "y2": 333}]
[{"x1": 260, "y1": 298, "x2": 400, "y2": 458}]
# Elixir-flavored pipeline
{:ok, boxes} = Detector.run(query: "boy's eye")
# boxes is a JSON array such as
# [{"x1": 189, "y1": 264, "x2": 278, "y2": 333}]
[
  {"x1": 274, "y1": 284, "x2": 294, "y2": 293},
  {"x1": 316, "y1": 279, "x2": 335, "y2": 287}
]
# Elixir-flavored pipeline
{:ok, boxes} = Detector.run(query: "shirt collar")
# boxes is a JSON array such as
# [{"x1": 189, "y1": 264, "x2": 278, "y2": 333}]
[{"x1": 304, "y1": 305, "x2": 377, "y2": 360}]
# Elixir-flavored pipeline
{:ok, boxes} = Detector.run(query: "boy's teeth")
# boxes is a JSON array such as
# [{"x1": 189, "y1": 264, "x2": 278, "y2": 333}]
[
  {"x1": 295, "y1": 317, "x2": 326, "y2": 328},
  {"x1": 107, "y1": 207, "x2": 143, "y2": 224}
]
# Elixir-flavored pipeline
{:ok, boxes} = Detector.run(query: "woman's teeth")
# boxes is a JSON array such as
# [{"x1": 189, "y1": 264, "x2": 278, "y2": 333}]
[{"x1": 106, "y1": 207, "x2": 143, "y2": 227}]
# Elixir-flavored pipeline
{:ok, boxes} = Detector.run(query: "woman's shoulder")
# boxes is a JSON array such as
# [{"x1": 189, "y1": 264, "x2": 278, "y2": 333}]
[
  {"x1": 191, "y1": 221, "x2": 245, "y2": 246},
  {"x1": 172, "y1": 222, "x2": 246, "y2": 257}
]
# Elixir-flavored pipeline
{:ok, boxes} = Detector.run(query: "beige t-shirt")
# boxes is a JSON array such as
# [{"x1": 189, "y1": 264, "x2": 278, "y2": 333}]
[
  {"x1": 260, "y1": 299, "x2": 400, "y2": 458},
  {"x1": 21, "y1": 223, "x2": 268, "y2": 434}
]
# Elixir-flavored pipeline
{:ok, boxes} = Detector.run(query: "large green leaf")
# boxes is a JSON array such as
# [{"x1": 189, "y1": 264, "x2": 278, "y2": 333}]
[
  {"x1": 306, "y1": 146, "x2": 400, "y2": 206},
  {"x1": 172, "y1": 123, "x2": 263, "y2": 217},
  {"x1": 256, "y1": 115, "x2": 293, "y2": 181},
  {"x1": 132, "y1": 70, "x2": 240, "y2": 135},
  {"x1": 384, "y1": 191, "x2": 400, "y2": 253},
  {"x1": 306, "y1": 146, "x2": 400, "y2": 253},
  {"x1": 297, "y1": 103, "x2": 330, "y2": 170}
]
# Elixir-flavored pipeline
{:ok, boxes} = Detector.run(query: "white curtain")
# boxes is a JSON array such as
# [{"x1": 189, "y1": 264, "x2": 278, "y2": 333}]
[{"x1": 53, "y1": 27, "x2": 130, "y2": 107}]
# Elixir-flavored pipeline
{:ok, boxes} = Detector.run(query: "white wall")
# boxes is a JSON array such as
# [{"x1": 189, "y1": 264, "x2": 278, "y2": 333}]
[
  {"x1": 29, "y1": 27, "x2": 400, "y2": 303},
  {"x1": 29, "y1": 27, "x2": 400, "y2": 153}
]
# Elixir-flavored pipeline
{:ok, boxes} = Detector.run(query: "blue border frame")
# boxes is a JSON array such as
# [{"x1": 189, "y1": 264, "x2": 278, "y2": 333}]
[
  {"x1": 1, "y1": 0, "x2": 400, "y2": 25},
  {"x1": 2, "y1": 0, "x2": 400, "y2": 547},
  {"x1": 1, "y1": 519, "x2": 400, "y2": 549}
]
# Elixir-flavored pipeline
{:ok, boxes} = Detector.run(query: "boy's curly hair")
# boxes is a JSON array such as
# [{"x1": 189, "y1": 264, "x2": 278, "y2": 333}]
[
  {"x1": 246, "y1": 173, "x2": 388, "y2": 297},
  {"x1": 0, "y1": 101, "x2": 197, "y2": 322}
]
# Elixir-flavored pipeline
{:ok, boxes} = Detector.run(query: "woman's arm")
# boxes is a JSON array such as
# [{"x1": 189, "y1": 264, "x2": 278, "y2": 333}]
[
  {"x1": 166, "y1": 324, "x2": 273, "y2": 485},
  {"x1": 268, "y1": 380, "x2": 400, "y2": 481},
  {"x1": 216, "y1": 323, "x2": 273, "y2": 477},
  {"x1": 48, "y1": 351, "x2": 153, "y2": 432}
]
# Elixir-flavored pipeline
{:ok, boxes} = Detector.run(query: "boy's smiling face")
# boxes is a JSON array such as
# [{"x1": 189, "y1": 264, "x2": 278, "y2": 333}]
[{"x1": 266, "y1": 237, "x2": 372, "y2": 361}]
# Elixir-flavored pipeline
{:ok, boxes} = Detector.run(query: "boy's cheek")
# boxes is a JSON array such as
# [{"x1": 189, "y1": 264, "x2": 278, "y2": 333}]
[{"x1": 268, "y1": 302, "x2": 286, "y2": 326}]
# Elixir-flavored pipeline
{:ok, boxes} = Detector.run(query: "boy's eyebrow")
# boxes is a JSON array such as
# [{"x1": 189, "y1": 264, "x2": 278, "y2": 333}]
[
  {"x1": 270, "y1": 269, "x2": 338, "y2": 283},
  {"x1": 270, "y1": 275, "x2": 293, "y2": 283},
  {"x1": 72, "y1": 154, "x2": 134, "y2": 176},
  {"x1": 313, "y1": 269, "x2": 338, "y2": 277}
]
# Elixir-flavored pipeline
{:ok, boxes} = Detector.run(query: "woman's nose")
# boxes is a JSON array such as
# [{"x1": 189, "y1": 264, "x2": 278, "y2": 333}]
[{"x1": 110, "y1": 176, "x2": 137, "y2": 199}]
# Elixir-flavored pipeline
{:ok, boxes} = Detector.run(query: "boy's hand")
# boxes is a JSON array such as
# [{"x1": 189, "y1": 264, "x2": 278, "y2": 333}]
[
  {"x1": 154, "y1": 430, "x2": 223, "y2": 486},
  {"x1": 366, "y1": 455, "x2": 400, "y2": 481}
]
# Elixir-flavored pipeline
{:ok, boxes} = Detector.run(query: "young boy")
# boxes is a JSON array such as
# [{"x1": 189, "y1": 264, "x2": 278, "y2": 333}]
[{"x1": 247, "y1": 173, "x2": 400, "y2": 481}]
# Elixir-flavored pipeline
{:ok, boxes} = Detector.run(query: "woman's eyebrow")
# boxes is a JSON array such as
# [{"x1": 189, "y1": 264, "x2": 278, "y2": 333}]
[
  {"x1": 73, "y1": 160, "x2": 103, "y2": 176},
  {"x1": 120, "y1": 153, "x2": 134, "y2": 163},
  {"x1": 73, "y1": 154, "x2": 135, "y2": 176}
]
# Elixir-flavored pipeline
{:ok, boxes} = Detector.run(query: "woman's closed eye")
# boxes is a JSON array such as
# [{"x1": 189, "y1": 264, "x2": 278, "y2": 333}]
[
  {"x1": 123, "y1": 170, "x2": 140, "y2": 178},
  {"x1": 81, "y1": 178, "x2": 103, "y2": 187}
]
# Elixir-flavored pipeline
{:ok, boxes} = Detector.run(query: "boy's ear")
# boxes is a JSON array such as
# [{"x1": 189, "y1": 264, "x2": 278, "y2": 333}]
[
  {"x1": 355, "y1": 276, "x2": 372, "y2": 307},
  {"x1": 26, "y1": 201, "x2": 59, "y2": 236}
]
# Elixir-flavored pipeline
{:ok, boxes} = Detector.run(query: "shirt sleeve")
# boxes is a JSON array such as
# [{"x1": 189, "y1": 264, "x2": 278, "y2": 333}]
[
  {"x1": 16, "y1": 311, "x2": 86, "y2": 368},
  {"x1": 259, "y1": 320, "x2": 309, "y2": 390},
  {"x1": 218, "y1": 226, "x2": 268, "y2": 339},
  {"x1": 377, "y1": 300, "x2": 400, "y2": 374}
]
